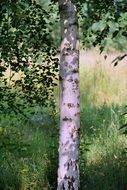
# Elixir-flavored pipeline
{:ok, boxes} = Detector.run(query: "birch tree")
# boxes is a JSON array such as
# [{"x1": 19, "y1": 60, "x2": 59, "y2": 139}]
[{"x1": 57, "y1": 0, "x2": 80, "y2": 189}]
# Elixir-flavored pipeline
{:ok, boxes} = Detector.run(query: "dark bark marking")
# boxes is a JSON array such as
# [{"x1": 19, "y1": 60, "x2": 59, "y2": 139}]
[
  {"x1": 62, "y1": 183, "x2": 65, "y2": 190},
  {"x1": 64, "y1": 62, "x2": 68, "y2": 67},
  {"x1": 63, "y1": 116, "x2": 68, "y2": 121},
  {"x1": 64, "y1": 175, "x2": 68, "y2": 180},
  {"x1": 70, "y1": 160, "x2": 73, "y2": 166},
  {"x1": 67, "y1": 103, "x2": 75, "y2": 108},
  {"x1": 77, "y1": 103, "x2": 80, "y2": 108},
  {"x1": 68, "y1": 181, "x2": 74, "y2": 190},
  {"x1": 63, "y1": 117, "x2": 72, "y2": 122},
  {"x1": 73, "y1": 68, "x2": 78, "y2": 73},
  {"x1": 59, "y1": 75, "x2": 63, "y2": 81},
  {"x1": 74, "y1": 112, "x2": 80, "y2": 116},
  {"x1": 75, "y1": 163, "x2": 78, "y2": 171},
  {"x1": 64, "y1": 175, "x2": 71, "y2": 180},
  {"x1": 74, "y1": 78, "x2": 79, "y2": 84},
  {"x1": 77, "y1": 128, "x2": 80, "y2": 135},
  {"x1": 71, "y1": 176, "x2": 75, "y2": 183},
  {"x1": 69, "y1": 20, "x2": 78, "y2": 27},
  {"x1": 69, "y1": 65, "x2": 73, "y2": 69},
  {"x1": 67, "y1": 77, "x2": 73, "y2": 82},
  {"x1": 67, "y1": 162, "x2": 70, "y2": 171},
  {"x1": 62, "y1": 50, "x2": 69, "y2": 56}
]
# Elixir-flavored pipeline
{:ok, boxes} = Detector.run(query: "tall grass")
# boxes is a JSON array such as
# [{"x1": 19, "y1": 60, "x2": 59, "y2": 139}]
[
  {"x1": 1, "y1": 49, "x2": 127, "y2": 189},
  {"x1": 79, "y1": 49, "x2": 127, "y2": 190}
]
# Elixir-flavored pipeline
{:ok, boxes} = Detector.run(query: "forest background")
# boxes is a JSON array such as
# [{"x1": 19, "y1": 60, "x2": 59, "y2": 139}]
[{"x1": 1, "y1": 0, "x2": 127, "y2": 189}]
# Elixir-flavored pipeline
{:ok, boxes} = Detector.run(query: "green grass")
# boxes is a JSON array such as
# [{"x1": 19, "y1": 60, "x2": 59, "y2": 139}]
[
  {"x1": 80, "y1": 104, "x2": 127, "y2": 190},
  {"x1": 1, "y1": 50, "x2": 127, "y2": 189},
  {"x1": 0, "y1": 115, "x2": 59, "y2": 190}
]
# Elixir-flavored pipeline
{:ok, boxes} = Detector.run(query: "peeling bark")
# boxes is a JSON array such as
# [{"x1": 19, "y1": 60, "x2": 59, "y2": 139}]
[{"x1": 57, "y1": 0, "x2": 80, "y2": 190}]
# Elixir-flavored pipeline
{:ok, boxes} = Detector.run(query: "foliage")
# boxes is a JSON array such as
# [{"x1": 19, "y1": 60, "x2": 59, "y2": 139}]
[
  {"x1": 79, "y1": 0, "x2": 127, "y2": 51},
  {"x1": 0, "y1": 0, "x2": 59, "y2": 116}
]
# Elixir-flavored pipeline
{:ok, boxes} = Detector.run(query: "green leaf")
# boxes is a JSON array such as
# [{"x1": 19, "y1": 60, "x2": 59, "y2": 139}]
[
  {"x1": 92, "y1": 21, "x2": 106, "y2": 32},
  {"x1": 107, "y1": 21, "x2": 119, "y2": 33}
]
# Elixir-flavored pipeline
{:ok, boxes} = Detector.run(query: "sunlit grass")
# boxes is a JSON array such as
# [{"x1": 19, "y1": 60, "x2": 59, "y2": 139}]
[
  {"x1": 80, "y1": 49, "x2": 127, "y2": 107},
  {"x1": 79, "y1": 49, "x2": 127, "y2": 190}
]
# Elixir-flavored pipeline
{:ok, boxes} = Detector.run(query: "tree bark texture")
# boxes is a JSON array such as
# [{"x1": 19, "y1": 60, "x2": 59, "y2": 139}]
[{"x1": 58, "y1": 0, "x2": 80, "y2": 189}]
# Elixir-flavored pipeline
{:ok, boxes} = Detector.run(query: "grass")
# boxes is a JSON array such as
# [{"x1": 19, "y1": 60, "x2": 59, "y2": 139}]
[
  {"x1": 1, "y1": 49, "x2": 127, "y2": 189},
  {"x1": 80, "y1": 104, "x2": 127, "y2": 190},
  {"x1": 79, "y1": 49, "x2": 127, "y2": 190}
]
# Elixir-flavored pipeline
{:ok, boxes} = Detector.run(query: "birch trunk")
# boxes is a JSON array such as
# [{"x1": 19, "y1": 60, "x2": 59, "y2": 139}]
[{"x1": 57, "y1": 0, "x2": 80, "y2": 189}]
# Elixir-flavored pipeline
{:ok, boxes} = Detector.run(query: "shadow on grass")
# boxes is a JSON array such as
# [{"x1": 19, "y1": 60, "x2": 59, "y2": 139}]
[{"x1": 80, "y1": 152, "x2": 127, "y2": 190}]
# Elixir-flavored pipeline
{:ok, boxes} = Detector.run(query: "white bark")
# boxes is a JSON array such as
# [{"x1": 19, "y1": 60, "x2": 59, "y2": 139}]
[{"x1": 58, "y1": 0, "x2": 80, "y2": 189}]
